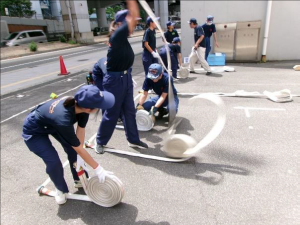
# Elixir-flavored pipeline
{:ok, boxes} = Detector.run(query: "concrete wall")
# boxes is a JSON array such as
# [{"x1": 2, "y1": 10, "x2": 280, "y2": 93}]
[{"x1": 181, "y1": 1, "x2": 300, "y2": 61}]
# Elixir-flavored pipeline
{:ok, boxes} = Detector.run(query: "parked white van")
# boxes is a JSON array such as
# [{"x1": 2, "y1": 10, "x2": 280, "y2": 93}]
[{"x1": 1, "y1": 30, "x2": 47, "y2": 47}]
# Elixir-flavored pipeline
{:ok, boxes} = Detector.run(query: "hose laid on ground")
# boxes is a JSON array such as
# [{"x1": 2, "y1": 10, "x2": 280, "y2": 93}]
[
  {"x1": 92, "y1": 94, "x2": 226, "y2": 161},
  {"x1": 177, "y1": 89, "x2": 297, "y2": 103}
]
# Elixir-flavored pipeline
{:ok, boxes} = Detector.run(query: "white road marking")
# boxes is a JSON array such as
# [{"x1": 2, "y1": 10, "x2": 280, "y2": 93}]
[
  {"x1": 234, "y1": 106, "x2": 286, "y2": 111},
  {"x1": 0, "y1": 83, "x2": 85, "y2": 124},
  {"x1": 1, "y1": 46, "x2": 107, "y2": 70}
]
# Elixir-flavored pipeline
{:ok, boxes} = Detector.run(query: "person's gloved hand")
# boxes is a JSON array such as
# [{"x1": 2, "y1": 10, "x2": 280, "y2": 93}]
[
  {"x1": 149, "y1": 106, "x2": 158, "y2": 116},
  {"x1": 136, "y1": 103, "x2": 144, "y2": 111},
  {"x1": 94, "y1": 165, "x2": 114, "y2": 183},
  {"x1": 152, "y1": 51, "x2": 160, "y2": 59},
  {"x1": 76, "y1": 155, "x2": 89, "y2": 172}
]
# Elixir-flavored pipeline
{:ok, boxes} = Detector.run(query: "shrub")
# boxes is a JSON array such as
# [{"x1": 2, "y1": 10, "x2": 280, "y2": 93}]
[
  {"x1": 68, "y1": 40, "x2": 77, "y2": 44},
  {"x1": 29, "y1": 42, "x2": 37, "y2": 52},
  {"x1": 59, "y1": 36, "x2": 66, "y2": 43}
]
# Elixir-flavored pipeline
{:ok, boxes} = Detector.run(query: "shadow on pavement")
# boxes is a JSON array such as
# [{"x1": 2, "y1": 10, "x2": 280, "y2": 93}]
[
  {"x1": 57, "y1": 201, "x2": 170, "y2": 225},
  {"x1": 107, "y1": 152, "x2": 250, "y2": 186}
]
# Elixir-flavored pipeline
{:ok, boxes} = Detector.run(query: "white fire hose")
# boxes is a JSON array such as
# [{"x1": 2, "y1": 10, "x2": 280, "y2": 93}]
[
  {"x1": 91, "y1": 93, "x2": 226, "y2": 162},
  {"x1": 37, "y1": 153, "x2": 125, "y2": 207},
  {"x1": 177, "y1": 89, "x2": 298, "y2": 103}
]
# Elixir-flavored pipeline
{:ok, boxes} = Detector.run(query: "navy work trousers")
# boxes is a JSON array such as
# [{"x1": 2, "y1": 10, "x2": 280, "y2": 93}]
[
  {"x1": 205, "y1": 37, "x2": 211, "y2": 61},
  {"x1": 23, "y1": 114, "x2": 80, "y2": 193},
  {"x1": 142, "y1": 95, "x2": 179, "y2": 113},
  {"x1": 142, "y1": 50, "x2": 158, "y2": 77},
  {"x1": 96, "y1": 69, "x2": 140, "y2": 145},
  {"x1": 159, "y1": 47, "x2": 179, "y2": 78}
]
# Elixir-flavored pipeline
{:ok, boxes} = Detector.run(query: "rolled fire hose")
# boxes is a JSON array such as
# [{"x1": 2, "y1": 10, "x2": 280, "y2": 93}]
[
  {"x1": 138, "y1": 0, "x2": 176, "y2": 127},
  {"x1": 136, "y1": 109, "x2": 155, "y2": 131},
  {"x1": 92, "y1": 94, "x2": 226, "y2": 161},
  {"x1": 177, "y1": 89, "x2": 296, "y2": 103},
  {"x1": 75, "y1": 156, "x2": 125, "y2": 207},
  {"x1": 177, "y1": 64, "x2": 189, "y2": 78},
  {"x1": 162, "y1": 94, "x2": 226, "y2": 158}
]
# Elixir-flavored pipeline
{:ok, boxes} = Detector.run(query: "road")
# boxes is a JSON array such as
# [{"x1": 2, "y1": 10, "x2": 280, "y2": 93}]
[
  {"x1": 0, "y1": 35, "x2": 163, "y2": 96},
  {"x1": 1, "y1": 36, "x2": 300, "y2": 225}
]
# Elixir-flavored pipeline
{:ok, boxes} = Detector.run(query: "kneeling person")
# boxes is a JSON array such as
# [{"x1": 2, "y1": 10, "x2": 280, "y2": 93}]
[{"x1": 137, "y1": 63, "x2": 179, "y2": 119}]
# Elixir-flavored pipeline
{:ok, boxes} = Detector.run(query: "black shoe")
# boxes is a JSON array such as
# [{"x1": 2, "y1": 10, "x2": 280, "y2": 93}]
[
  {"x1": 206, "y1": 72, "x2": 212, "y2": 75},
  {"x1": 189, "y1": 70, "x2": 196, "y2": 74},
  {"x1": 157, "y1": 108, "x2": 169, "y2": 119},
  {"x1": 128, "y1": 141, "x2": 148, "y2": 149}
]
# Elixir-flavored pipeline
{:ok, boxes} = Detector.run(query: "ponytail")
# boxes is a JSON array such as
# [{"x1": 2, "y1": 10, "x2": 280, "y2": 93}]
[{"x1": 63, "y1": 97, "x2": 76, "y2": 107}]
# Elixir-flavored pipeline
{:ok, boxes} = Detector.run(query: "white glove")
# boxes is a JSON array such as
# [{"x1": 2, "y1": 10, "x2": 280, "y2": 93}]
[
  {"x1": 94, "y1": 165, "x2": 114, "y2": 183},
  {"x1": 152, "y1": 51, "x2": 159, "y2": 59},
  {"x1": 76, "y1": 155, "x2": 89, "y2": 172}
]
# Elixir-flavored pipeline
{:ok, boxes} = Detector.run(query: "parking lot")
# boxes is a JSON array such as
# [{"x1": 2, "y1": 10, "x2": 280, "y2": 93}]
[{"x1": 1, "y1": 57, "x2": 299, "y2": 225}]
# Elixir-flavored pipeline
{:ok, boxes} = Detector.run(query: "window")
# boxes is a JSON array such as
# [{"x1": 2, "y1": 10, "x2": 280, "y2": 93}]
[
  {"x1": 28, "y1": 31, "x2": 44, "y2": 37},
  {"x1": 17, "y1": 33, "x2": 27, "y2": 39},
  {"x1": 4, "y1": 33, "x2": 19, "y2": 40}
]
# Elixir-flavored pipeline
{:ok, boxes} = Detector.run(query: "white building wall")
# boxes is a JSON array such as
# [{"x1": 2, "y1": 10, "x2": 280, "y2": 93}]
[
  {"x1": 181, "y1": 1, "x2": 300, "y2": 61},
  {"x1": 31, "y1": 1, "x2": 44, "y2": 19}
]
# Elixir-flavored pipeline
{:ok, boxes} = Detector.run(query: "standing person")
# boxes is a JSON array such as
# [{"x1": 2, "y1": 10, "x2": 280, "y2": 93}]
[
  {"x1": 22, "y1": 85, "x2": 115, "y2": 205},
  {"x1": 137, "y1": 63, "x2": 179, "y2": 119},
  {"x1": 188, "y1": 18, "x2": 212, "y2": 75},
  {"x1": 202, "y1": 15, "x2": 219, "y2": 60},
  {"x1": 164, "y1": 21, "x2": 179, "y2": 43},
  {"x1": 159, "y1": 37, "x2": 182, "y2": 79},
  {"x1": 142, "y1": 16, "x2": 160, "y2": 77},
  {"x1": 95, "y1": 1, "x2": 148, "y2": 154}
]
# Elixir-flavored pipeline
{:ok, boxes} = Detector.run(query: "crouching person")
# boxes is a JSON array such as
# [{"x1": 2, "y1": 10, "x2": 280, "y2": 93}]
[{"x1": 137, "y1": 63, "x2": 179, "y2": 119}]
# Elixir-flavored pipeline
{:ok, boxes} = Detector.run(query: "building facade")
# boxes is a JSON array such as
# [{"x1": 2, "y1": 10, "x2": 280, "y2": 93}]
[{"x1": 181, "y1": 1, "x2": 300, "y2": 61}]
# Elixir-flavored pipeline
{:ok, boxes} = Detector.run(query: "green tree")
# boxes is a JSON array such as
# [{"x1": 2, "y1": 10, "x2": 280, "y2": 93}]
[
  {"x1": 106, "y1": 4, "x2": 123, "y2": 21},
  {"x1": 0, "y1": 0, "x2": 35, "y2": 18}
]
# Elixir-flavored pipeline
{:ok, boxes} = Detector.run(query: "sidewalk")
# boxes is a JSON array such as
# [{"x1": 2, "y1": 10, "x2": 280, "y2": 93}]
[{"x1": 0, "y1": 30, "x2": 146, "y2": 60}]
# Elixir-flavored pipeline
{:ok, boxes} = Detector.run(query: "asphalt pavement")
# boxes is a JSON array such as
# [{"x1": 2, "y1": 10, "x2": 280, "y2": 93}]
[{"x1": 1, "y1": 50, "x2": 300, "y2": 225}]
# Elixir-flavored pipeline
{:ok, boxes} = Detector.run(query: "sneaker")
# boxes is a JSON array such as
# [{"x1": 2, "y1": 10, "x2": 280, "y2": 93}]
[
  {"x1": 128, "y1": 141, "x2": 148, "y2": 149},
  {"x1": 55, "y1": 189, "x2": 67, "y2": 205},
  {"x1": 189, "y1": 70, "x2": 196, "y2": 74},
  {"x1": 117, "y1": 118, "x2": 123, "y2": 125},
  {"x1": 95, "y1": 144, "x2": 106, "y2": 154},
  {"x1": 74, "y1": 180, "x2": 83, "y2": 188},
  {"x1": 206, "y1": 72, "x2": 212, "y2": 75},
  {"x1": 173, "y1": 77, "x2": 179, "y2": 81},
  {"x1": 157, "y1": 108, "x2": 169, "y2": 119}
]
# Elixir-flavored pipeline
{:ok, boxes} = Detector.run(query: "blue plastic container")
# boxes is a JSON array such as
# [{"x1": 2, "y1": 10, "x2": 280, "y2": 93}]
[{"x1": 207, "y1": 53, "x2": 226, "y2": 66}]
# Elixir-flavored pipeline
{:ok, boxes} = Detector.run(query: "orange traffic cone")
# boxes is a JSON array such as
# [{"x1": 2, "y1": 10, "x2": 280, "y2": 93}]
[{"x1": 58, "y1": 56, "x2": 70, "y2": 76}]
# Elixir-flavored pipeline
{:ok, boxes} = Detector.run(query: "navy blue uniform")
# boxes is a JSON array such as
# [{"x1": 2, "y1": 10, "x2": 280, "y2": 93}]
[
  {"x1": 22, "y1": 97, "x2": 89, "y2": 193},
  {"x1": 194, "y1": 25, "x2": 206, "y2": 48},
  {"x1": 164, "y1": 29, "x2": 179, "y2": 43},
  {"x1": 142, "y1": 73, "x2": 179, "y2": 112},
  {"x1": 202, "y1": 23, "x2": 216, "y2": 60},
  {"x1": 96, "y1": 21, "x2": 140, "y2": 146},
  {"x1": 159, "y1": 44, "x2": 181, "y2": 78},
  {"x1": 92, "y1": 57, "x2": 107, "y2": 91},
  {"x1": 142, "y1": 28, "x2": 158, "y2": 77},
  {"x1": 107, "y1": 22, "x2": 134, "y2": 71}
]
